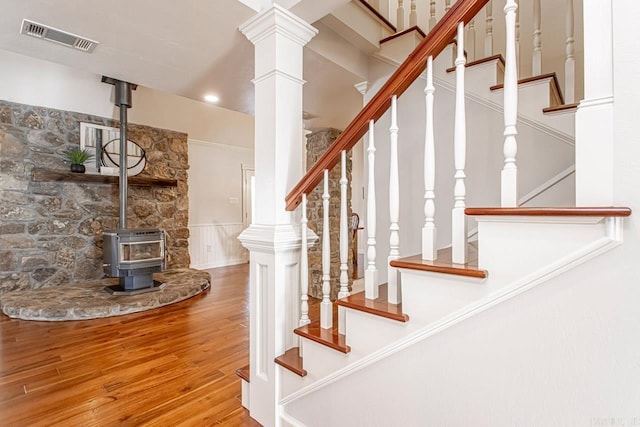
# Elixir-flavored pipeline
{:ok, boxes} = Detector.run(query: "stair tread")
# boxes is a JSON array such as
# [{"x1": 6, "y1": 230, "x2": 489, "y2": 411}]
[
  {"x1": 445, "y1": 54, "x2": 505, "y2": 73},
  {"x1": 337, "y1": 283, "x2": 409, "y2": 322},
  {"x1": 235, "y1": 365, "x2": 250, "y2": 383},
  {"x1": 380, "y1": 25, "x2": 426, "y2": 44},
  {"x1": 275, "y1": 347, "x2": 307, "y2": 377},
  {"x1": 489, "y1": 72, "x2": 564, "y2": 105},
  {"x1": 543, "y1": 103, "x2": 579, "y2": 114},
  {"x1": 294, "y1": 319, "x2": 351, "y2": 354},
  {"x1": 390, "y1": 245, "x2": 487, "y2": 279},
  {"x1": 465, "y1": 206, "x2": 632, "y2": 217}
]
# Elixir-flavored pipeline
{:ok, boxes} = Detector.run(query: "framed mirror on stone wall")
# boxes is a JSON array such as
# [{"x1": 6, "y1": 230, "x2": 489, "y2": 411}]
[{"x1": 80, "y1": 122, "x2": 146, "y2": 176}]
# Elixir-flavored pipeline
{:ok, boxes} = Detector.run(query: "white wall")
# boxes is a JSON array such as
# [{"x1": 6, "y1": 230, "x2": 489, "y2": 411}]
[
  {"x1": 0, "y1": 49, "x2": 256, "y2": 269},
  {"x1": 188, "y1": 140, "x2": 254, "y2": 269}
]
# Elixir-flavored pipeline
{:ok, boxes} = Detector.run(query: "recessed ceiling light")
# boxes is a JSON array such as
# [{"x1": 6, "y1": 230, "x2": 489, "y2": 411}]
[{"x1": 204, "y1": 94, "x2": 219, "y2": 103}]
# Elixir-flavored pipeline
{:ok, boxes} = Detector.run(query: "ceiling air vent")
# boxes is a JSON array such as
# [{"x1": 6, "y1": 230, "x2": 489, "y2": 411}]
[{"x1": 20, "y1": 19, "x2": 98, "y2": 53}]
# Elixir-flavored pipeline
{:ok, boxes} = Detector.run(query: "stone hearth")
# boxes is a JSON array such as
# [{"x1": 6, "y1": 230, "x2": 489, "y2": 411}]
[{"x1": 0, "y1": 268, "x2": 210, "y2": 321}]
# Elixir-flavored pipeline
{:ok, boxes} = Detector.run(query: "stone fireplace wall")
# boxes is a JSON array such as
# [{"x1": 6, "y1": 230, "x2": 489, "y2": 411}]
[
  {"x1": 0, "y1": 100, "x2": 190, "y2": 294},
  {"x1": 306, "y1": 128, "x2": 353, "y2": 300}
]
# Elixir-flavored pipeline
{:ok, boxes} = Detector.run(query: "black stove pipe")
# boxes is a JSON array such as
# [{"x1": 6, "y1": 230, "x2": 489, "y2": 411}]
[{"x1": 102, "y1": 76, "x2": 137, "y2": 230}]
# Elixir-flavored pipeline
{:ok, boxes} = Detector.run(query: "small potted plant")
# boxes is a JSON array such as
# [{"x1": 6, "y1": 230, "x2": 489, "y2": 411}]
[{"x1": 65, "y1": 147, "x2": 94, "y2": 173}]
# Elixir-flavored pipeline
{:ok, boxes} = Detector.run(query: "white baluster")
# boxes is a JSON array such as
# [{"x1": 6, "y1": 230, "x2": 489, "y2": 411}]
[
  {"x1": 429, "y1": 0, "x2": 436, "y2": 30},
  {"x1": 485, "y1": 0, "x2": 493, "y2": 57},
  {"x1": 388, "y1": 95, "x2": 401, "y2": 304},
  {"x1": 445, "y1": 0, "x2": 451, "y2": 13},
  {"x1": 467, "y1": 19, "x2": 476, "y2": 62},
  {"x1": 565, "y1": 0, "x2": 575, "y2": 103},
  {"x1": 452, "y1": 22, "x2": 467, "y2": 265},
  {"x1": 299, "y1": 193, "x2": 310, "y2": 326},
  {"x1": 423, "y1": 56, "x2": 437, "y2": 261},
  {"x1": 320, "y1": 169, "x2": 332, "y2": 329},
  {"x1": 409, "y1": 0, "x2": 417, "y2": 27},
  {"x1": 532, "y1": 0, "x2": 542, "y2": 75},
  {"x1": 338, "y1": 150, "x2": 349, "y2": 299},
  {"x1": 338, "y1": 151, "x2": 349, "y2": 334},
  {"x1": 397, "y1": 0, "x2": 405, "y2": 31},
  {"x1": 502, "y1": 0, "x2": 519, "y2": 207},
  {"x1": 365, "y1": 120, "x2": 379, "y2": 300}
]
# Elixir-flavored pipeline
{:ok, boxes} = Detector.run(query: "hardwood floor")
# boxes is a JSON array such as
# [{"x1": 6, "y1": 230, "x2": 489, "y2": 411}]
[{"x1": 0, "y1": 263, "x2": 260, "y2": 426}]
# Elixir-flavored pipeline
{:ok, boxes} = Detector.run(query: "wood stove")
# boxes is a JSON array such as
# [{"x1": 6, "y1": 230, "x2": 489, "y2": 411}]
[
  {"x1": 103, "y1": 229, "x2": 166, "y2": 295},
  {"x1": 101, "y1": 77, "x2": 167, "y2": 295}
]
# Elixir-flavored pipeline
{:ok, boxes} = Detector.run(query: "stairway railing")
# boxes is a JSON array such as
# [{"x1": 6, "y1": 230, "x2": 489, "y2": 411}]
[
  {"x1": 288, "y1": 0, "x2": 493, "y2": 332},
  {"x1": 363, "y1": 0, "x2": 579, "y2": 103},
  {"x1": 285, "y1": 0, "x2": 489, "y2": 211}
]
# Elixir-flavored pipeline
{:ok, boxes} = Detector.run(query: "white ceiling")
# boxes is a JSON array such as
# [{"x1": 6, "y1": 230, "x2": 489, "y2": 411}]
[{"x1": 0, "y1": 0, "x2": 363, "y2": 130}]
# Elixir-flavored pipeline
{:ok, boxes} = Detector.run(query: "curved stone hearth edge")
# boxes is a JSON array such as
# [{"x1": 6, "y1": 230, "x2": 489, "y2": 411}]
[{"x1": 0, "y1": 268, "x2": 211, "y2": 321}]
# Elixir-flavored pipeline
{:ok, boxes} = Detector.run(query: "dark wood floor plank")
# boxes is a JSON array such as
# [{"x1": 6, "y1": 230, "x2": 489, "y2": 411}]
[{"x1": 0, "y1": 263, "x2": 260, "y2": 426}]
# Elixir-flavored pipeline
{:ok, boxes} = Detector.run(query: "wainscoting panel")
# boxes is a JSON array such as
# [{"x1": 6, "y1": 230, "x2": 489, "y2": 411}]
[{"x1": 189, "y1": 223, "x2": 247, "y2": 269}]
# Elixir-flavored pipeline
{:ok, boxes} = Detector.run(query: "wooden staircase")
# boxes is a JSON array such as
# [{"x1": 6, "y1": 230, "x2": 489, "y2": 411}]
[{"x1": 235, "y1": 1, "x2": 632, "y2": 425}]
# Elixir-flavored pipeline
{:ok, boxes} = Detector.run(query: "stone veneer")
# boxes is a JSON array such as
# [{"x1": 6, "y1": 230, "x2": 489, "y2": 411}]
[
  {"x1": 0, "y1": 100, "x2": 190, "y2": 294},
  {"x1": 306, "y1": 128, "x2": 353, "y2": 300}
]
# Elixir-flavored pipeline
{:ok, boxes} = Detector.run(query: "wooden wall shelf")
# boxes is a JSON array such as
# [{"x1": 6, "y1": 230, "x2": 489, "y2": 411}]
[{"x1": 32, "y1": 169, "x2": 178, "y2": 188}]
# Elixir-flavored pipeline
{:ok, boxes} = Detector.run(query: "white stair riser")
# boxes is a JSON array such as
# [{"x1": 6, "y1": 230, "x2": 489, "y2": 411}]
[
  {"x1": 476, "y1": 216, "x2": 608, "y2": 285},
  {"x1": 344, "y1": 309, "x2": 411, "y2": 354}
]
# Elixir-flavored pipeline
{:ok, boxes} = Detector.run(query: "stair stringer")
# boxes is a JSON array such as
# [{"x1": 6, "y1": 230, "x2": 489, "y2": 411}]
[{"x1": 279, "y1": 216, "x2": 624, "y2": 425}]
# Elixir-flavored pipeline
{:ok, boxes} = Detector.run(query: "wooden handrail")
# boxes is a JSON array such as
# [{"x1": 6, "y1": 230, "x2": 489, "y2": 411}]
[{"x1": 285, "y1": 0, "x2": 490, "y2": 211}]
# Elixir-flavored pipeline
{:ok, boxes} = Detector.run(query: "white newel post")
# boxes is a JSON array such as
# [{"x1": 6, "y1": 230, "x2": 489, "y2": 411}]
[
  {"x1": 365, "y1": 120, "x2": 379, "y2": 300},
  {"x1": 238, "y1": 7, "x2": 317, "y2": 427},
  {"x1": 576, "y1": 0, "x2": 614, "y2": 205},
  {"x1": 388, "y1": 95, "x2": 401, "y2": 304},
  {"x1": 423, "y1": 55, "x2": 437, "y2": 261},
  {"x1": 502, "y1": 0, "x2": 519, "y2": 207},
  {"x1": 485, "y1": 0, "x2": 493, "y2": 57},
  {"x1": 532, "y1": 0, "x2": 542, "y2": 75},
  {"x1": 452, "y1": 22, "x2": 468, "y2": 265},
  {"x1": 564, "y1": 0, "x2": 575, "y2": 104}
]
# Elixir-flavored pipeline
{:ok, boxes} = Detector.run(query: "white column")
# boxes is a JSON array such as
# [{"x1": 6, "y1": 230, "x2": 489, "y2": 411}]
[
  {"x1": 365, "y1": 120, "x2": 379, "y2": 300},
  {"x1": 485, "y1": 0, "x2": 493, "y2": 57},
  {"x1": 320, "y1": 169, "x2": 332, "y2": 329},
  {"x1": 388, "y1": 95, "x2": 401, "y2": 304},
  {"x1": 429, "y1": 0, "x2": 437, "y2": 30},
  {"x1": 452, "y1": 22, "x2": 468, "y2": 265},
  {"x1": 576, "y1": 0, "x2": 614, "y2": 205},
  {"x1": 564, "y1": 0, "x2": 575, "y2": 103},
  {"x1": 502, "y1": 0, "x2": 519, "y2": 207},
  {"x1": 532, "y1": 0, "x2": 542, "y2": 75},
  {"x1": 237, "y1": 7, "x2": 317, "y2": 427},
  {"x1": 423, "y1": 56, "x2": 437, "y2": 261},
  {"x1": 409, "y1": 0, "x2": 417, "y2": 27},
  {"x1": 397, "y1": 0, "x2": 406, "y2": 31},
  {"x1": 299, "y1": 194, "x2": 310, "y2": 327}
]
